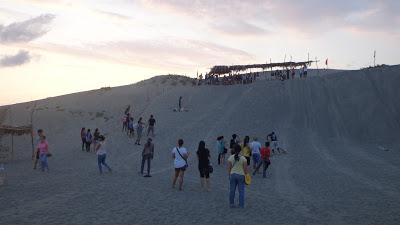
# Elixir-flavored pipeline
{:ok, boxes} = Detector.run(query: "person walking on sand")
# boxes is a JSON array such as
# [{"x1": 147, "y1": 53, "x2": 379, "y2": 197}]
[
  {"x1": 37, "y1": 135, "x2": 50, "y2": 172},
  {"x1": 172, "y1": 139, "x2": 188, "y2": 191},
  {"x1": 141, "y1": 138, "x2": 154, "y2": 177},
  {"x1": 33, "y1": 129, "x2": 45, "y2": 169},
  {"x1": 85, "y1": 129, "x2": 93, "y2": 152},
  {"x1": 250, "y1": 137, "x2": 261, "y2": 171},
  {"x1": 241, "y1": 136, "x2": 251, "y2": 166},
  {"x1": 216, "y1": 136, "x2": 226, "y2": 165},
  {"x1": 147, "y1": 115, "x2": 156, "y2": 137},
  {"x1": 230, "y1": 134, "x2": 239, "y2": 155},
  {"x1": 93, "y1": 128, "x2": 100, "y2": 152},
  {"x1": 135, "y1": 117, "x2": 144, "y2": 145},
  {"x1": 267, "y1": 131, "x2": 280, "y2": 154},
  {"x1": 178, "y1": 96, "x2": 183, "y2": 111},
  {"x1": 197, "y1": 141, "x2": 211, "y2": 191},
  {"x1": 128, "y1": 117, "x2": 135, "y2": 138},
  {"x1": 96, "y1": 135, "x2": 112, "y2": 174},
  {"x1": 228, "y1": 144, "x2": 248, "y2": 208},
  {"x1": 253, "y1": 142, "x2": 271, "y2": 178},
  {"x1": 80, "y1": 128, "x2": 86, "y2": 151}
]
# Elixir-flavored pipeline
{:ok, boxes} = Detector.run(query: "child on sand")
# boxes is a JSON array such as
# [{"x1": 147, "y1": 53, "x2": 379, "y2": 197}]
[
  {"x1": 172, "y1": 139, "x2": 188, "y2": 191},
  {"x1": 37, "y1": 135, "x2": 50, "y2": 172},
  {"x1": 33, "y1": 129, "x2": 44, "y2": 169},
  {"x1": 253, "y1": 142, "x2": 271, "y2": 178},
  {"x1": 96, "y1": 135, "x2": 112, "y2": 174}
]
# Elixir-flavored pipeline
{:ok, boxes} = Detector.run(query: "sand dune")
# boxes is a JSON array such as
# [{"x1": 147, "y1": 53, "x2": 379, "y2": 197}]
[{"x1": 0, "y1": 66, "x2": 400, "y2": 225}]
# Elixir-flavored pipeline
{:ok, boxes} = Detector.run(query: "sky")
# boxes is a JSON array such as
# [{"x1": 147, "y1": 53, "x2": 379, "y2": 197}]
[{"x1": 0, "y1": 0, "x2": 399, "y2": 106}]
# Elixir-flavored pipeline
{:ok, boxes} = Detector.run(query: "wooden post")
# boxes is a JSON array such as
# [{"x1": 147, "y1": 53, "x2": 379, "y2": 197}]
[
  {"x1": 11, "y1": 134, "x2": 14, "y2": 161},
  {"x1": 30, "y1": 102, "x2": 36, "y2": 160},
  {"x1": 315, "y1": 57, "x2": 319, "y2": 75}
]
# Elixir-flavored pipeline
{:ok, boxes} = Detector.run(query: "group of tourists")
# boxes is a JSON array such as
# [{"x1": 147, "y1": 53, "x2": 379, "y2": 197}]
[
  {"x1": 197, "y1": 73, "x2": 258, "y2": 86},
  {"x1": 122, "y1": 112, "x2": 156, "y2": 145},
  {"x1": 80, "y1": 127, "x2": 101, "y2": 152},
  {"x1": 33, "y1": 129, "x2": 50, "y2": 172},
  {"x1": 272, "y1": 65, "x2": 308, "y2": 81},
  {"x1": 169, "y1": 131, "x2": 285, "y2": 208},
  {"x1": 79, "y1": 127, "x2": 112, "y2": 174}
]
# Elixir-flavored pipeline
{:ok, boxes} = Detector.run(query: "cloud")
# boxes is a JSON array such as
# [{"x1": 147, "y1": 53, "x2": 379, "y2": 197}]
[
  {"x1": 0, "y1": 14, "x2": 55, "y2": 43},
  {"x1": 139, "y1": 0, "x2": 400, "y2": 35},
  {"x1": 93, "y1": 9, "x2": 131, "y2": 21},
  {"x1": 0, "y1": 50, "x2": 31, "y2": 67},
  {"x1": 211, "y1": 20, "x2": 269, "y2": 37},
  {"x1": 32, "y1": 38, "x2": 254, "y2": 71}
]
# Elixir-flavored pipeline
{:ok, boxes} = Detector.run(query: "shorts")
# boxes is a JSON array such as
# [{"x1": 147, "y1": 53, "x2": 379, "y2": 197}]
[
  {"x1": 175, "y1": 166, "x2": 186, "y2": 172},
  {"x1": 272, "y1": 141, "x2": 279, "y2": 149},
  {"x1": 245, "y1": 156, "x2": 250, "y2": 166},
  {"x1": 252, "y1": 153, "x2": 261, "y2": 165},
  {"x1": 199, "y1": 167, "x2": 210, "y2": 178}
]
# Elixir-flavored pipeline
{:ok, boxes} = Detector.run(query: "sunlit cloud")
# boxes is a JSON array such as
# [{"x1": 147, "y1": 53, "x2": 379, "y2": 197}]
[
  {"x1": 0, "y1": 14, "x2": 55, "y2": 43},
  {"x1": 0, "y1": 50, "x2": 31, "y2": 67}
]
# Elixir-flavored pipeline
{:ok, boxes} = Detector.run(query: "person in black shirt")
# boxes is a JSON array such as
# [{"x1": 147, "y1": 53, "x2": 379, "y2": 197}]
[
  {"x1": 197, "y1": 140, "x2": 211, "y2": 191},
  {"x1": 147, "y1": 115, "x2": 156, "y2": 137}
]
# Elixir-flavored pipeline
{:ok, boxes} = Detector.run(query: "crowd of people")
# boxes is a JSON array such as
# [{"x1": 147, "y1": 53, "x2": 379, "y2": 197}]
[
  {"x1": 197, "y1": 73, "x2": 258, "y2": 86},
  {"x1": 122, "y1": 112, "x2": 156, "y2": 145},
  {"x1": 170, "y1": 131, "x2": 286, "y2": 208},
  {"x1": 33, "y1": 104, "x2": 286, "y2": 209},
  {"x1": 271, "y1": 65, "x2": 308, "y2": 81}
]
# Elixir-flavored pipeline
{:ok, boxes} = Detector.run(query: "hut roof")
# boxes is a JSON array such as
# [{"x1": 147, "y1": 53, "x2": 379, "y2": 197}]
[
  {"x1": 0, "y1": 125, "x2": 32, "y2": 136},
  {"x1": 209, "y1": 60, "x2": 314, "y2": 75}
]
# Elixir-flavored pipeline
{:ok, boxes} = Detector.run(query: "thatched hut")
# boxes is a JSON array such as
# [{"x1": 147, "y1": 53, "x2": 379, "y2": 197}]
[
  {"x1": 0, "y1": 125, "x2": 34, "y2": 162},
  {"x1": 209, "y1": 60, "x2": 314, "y2": 76}
]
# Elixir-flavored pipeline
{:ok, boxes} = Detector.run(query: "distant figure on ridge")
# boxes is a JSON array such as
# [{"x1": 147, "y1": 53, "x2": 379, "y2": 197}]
[{"x1": 178, "y1": 96, "x2": 183, "y2": 111}]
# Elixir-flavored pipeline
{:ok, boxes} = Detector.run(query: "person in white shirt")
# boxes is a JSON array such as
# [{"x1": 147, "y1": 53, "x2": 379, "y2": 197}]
[
  {"x1": 172, "y1": 139, "x2": 189, "y2": 191},
  {"x1": 250, "y1": 137, "x2": 262, "y2": 171},
  {"x1": 96, "y1": 135, "x2": 112, "y2": 174}
]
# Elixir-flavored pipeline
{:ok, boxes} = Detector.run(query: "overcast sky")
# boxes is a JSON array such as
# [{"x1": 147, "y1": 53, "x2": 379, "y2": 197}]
[{"x1": 1, "y1": 0, "x2": 399, "y2": 105}]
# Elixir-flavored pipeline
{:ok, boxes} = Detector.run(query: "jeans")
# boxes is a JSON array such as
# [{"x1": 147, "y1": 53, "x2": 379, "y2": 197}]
[
  {"x1": 141, "y1": 155, "x2": 152, "y2": 175},
  {"x1": 97, "y1": 154, "x2": 112, "y2": 174},
  {"x1": 229, "y1": 173, "x2": 245, "y2": 207},
  {"x1": 252, "y1": 153, "x2": 260, "y2": 167},
  {"x1": 39, "y1": 153, "x2": 49, "y2": 171},
  {"x1": 254, "y1": 159, "x2": 270, "y2": 177}
]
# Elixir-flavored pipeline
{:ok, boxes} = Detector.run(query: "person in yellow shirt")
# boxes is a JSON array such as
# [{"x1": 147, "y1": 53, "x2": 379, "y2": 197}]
[{"x1": 241, "y1": 135, "x2": 251, "y2": 166}]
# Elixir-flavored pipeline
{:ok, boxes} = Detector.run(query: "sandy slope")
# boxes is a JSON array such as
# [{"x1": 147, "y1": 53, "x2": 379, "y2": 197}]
[{"x1": 0, "y1": 66, "x2": 399, "y2": 225}]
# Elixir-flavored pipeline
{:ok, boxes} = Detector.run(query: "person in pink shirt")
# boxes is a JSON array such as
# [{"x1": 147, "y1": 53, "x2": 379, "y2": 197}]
[{"x1": 37, "y1": 135, "x2": 50, "y2": 172}]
